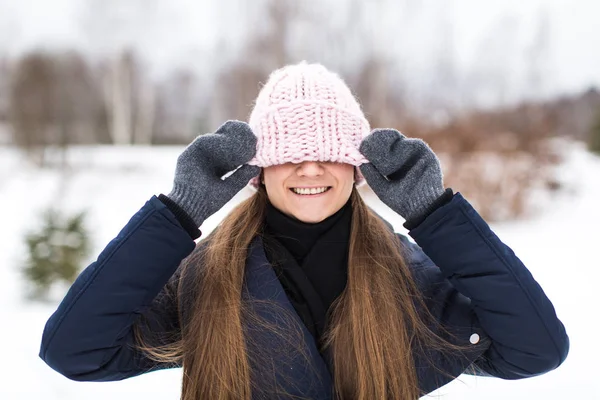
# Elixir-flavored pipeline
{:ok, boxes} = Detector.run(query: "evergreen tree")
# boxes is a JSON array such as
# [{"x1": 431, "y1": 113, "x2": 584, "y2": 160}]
[{"x1": 22, "y1": 208, "x2": 91, "y2": 300}]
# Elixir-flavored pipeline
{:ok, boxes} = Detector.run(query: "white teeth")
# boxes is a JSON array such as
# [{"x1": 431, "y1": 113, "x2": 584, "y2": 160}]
[{"x1": 292, "y1": 187, "x2": 329, "y2": 195}]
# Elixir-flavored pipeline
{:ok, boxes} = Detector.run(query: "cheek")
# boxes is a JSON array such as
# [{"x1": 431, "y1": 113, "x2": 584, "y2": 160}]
[
  {"x1": 263, "y1": 166, "x2": 292, "y2": 186},
  {"x1": 263, "y1": 171, "x2": 289, "y2": 205},
  {"x1": 262, "y1": 173, "x2": 278, "y2": 193},
  {"x1": 335, "y1": 166, "x2": 356, "y2": 187}
]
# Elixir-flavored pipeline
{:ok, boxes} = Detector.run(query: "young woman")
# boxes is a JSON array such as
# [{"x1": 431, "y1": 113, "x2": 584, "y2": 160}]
[{"x1": 39, "y1": 62, "x2": 569, "y2": 399}]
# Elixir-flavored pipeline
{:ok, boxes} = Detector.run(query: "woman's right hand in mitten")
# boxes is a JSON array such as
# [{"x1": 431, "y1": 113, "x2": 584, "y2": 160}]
[{"x1": 166, "y1": 120, "x2": 260, "y2": 227}]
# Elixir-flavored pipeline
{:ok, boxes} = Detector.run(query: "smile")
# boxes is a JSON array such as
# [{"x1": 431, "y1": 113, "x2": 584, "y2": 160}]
[{"x1": 290, "y1": 187, "x2": 332, "y2": 196}]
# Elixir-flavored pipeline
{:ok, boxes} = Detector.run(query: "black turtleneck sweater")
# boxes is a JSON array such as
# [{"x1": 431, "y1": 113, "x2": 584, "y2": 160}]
[{"x1": 262, "y1": 200, "x2": 352, "y2": 344}]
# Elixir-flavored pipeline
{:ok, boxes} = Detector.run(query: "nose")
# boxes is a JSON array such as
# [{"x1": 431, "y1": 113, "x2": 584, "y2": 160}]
[{"x1": 296, "y1": 161, "x2": 324, "y2": 177}]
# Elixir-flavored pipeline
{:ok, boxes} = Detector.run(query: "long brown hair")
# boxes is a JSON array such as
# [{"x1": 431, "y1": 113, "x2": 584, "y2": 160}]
[{"x1": 134, "y1": 185, "x2": 459, "y2": 399}]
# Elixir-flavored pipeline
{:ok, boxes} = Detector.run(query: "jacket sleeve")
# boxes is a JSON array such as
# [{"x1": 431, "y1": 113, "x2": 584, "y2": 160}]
[
  {"x1": 39, "y1": 196, "x2": 197, "y2": 381},
  {"x1": 406, "y1": 192, "x2": 569, "y2": 379}
]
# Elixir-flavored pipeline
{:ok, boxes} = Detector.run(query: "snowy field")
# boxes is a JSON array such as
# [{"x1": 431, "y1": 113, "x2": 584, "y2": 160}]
[{"x1": 0, "y1": 141, "x2": 597, "y2": 399}]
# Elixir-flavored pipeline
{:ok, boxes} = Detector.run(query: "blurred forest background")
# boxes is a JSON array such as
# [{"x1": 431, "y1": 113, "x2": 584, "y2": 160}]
[{"x1": 1, "y1": 0, "x2": 600, "y2": 222}]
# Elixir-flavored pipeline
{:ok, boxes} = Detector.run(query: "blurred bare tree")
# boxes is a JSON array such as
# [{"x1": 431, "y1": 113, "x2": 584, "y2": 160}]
[
  {"x1": 96, "y1": 50, "x2": 156, "y2": 145},
  {"x1": 0, "y1": 57, "x2": 10, "y2": 144},
  {"x1": 0, "y1": 57, "x2": 8, "y2": 116},
  {"x1": 153, "y1": 69, "x2": 208, "y2": 144},
  {"x1": 525, "y1": 8, "x2": 553, "y2": 101},
  {"x1": 466, "y1": 14, "x2": 520, "y2": 107},
  {"x1": 82, "y1": 0, "x2": 159, "y2": 144},
  {"x1": 9, "y1": 53, "x2": 56, "y2": 166},
  {"x1": 54, "y1": 53, "x2": 106, "y2": 147},
  {"x1": 8, "y1": 51, "x2": 104, "y2": 167},
  {"x1": 352, "y1": 57, "x2": 402, "y2": 128}
]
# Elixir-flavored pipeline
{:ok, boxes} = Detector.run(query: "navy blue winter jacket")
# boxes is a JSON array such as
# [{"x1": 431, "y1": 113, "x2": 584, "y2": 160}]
[{"x1": 39, "y1": 192, "x2": 569, "y2": 398}]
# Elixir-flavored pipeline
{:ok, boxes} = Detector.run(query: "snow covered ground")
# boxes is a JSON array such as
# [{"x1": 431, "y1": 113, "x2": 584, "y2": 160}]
[{"x1": 0, "y1": 141, "x2": 597, "y2": 399}]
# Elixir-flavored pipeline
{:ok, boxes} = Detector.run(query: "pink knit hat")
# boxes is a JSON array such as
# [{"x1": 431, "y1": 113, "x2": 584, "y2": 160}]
[{"x1": 247, "y1": 62, "x2": 370, "y2": 186}]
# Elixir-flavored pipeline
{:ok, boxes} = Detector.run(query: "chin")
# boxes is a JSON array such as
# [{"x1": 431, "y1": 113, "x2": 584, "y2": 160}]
[{"x1": 292, "y1": 211, "x2": 327, "y2": 224}]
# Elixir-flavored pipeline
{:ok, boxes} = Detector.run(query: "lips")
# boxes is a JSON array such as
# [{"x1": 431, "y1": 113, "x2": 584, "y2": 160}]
[{"x1": 290, "y1": 186, "x2": 332, "y2": 196}]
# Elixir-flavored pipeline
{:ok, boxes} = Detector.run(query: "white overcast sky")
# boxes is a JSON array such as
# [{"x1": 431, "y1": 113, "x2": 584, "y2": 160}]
[{"x1": 0, "y1": 0, "x2": 599, "y2": 100}]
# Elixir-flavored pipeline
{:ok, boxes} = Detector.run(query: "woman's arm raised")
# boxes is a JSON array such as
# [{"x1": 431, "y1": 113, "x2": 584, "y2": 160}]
[
  {"x1": 359, "y1": 128, "x2": 568, "y2": 379},
  {"x1": 39, "y1": 196, "x2": 196, "y2": 381},
  {"x1": 39, "y1": 120, "x2": 260, "y2": 381},
  {"x1": 407, "y1": 192, "x2": 569, "y2": 378}
]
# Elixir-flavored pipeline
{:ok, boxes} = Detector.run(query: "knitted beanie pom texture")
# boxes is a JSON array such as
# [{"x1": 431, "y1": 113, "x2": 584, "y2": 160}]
[{"x1": 247, "y1": 62, "x2": 371, "y2": 187}]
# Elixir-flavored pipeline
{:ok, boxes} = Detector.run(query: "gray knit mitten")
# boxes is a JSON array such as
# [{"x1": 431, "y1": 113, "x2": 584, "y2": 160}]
[
  {"x1": 359, "y1": 129, "x2": 445, "y2": 222},
  {"x1": 167, "y1": 120, "x2": 260, "y2": 227}
]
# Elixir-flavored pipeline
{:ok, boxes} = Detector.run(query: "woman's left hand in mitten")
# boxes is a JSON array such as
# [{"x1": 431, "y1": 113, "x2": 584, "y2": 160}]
[{"x1": 359, "y1": 128, "x2": 446, "y2": 222}]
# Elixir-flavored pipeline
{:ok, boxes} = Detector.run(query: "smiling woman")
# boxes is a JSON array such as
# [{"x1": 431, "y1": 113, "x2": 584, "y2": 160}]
[
  {"x1": 39, "y1": 62, "x2": 568, "y2": 400},
  {"x1": 262, "y1": 161, "x2": 355, "y2": 223}
]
